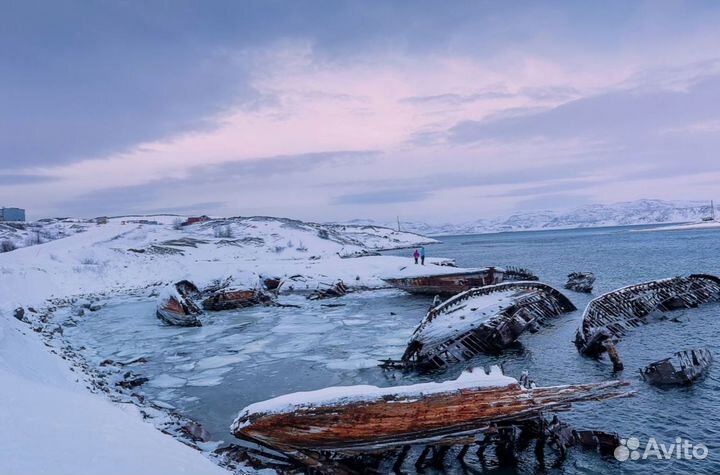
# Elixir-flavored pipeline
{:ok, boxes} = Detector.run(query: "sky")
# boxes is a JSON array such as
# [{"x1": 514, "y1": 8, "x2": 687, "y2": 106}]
[{"x1": 3, "y1": 0, "x2": 720, "y2": 223}]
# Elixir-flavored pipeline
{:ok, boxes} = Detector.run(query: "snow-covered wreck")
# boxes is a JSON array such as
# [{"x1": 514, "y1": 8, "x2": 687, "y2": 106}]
[
  {"x1": 156, "y1": 280, "x2": 203, "y2": 327},
  {"x1": 231, "y1": 366, "x2": 631, "y2": 473},
  {"x1": 383, "y1": 266, "x2": 538, "y2": 296},
  {"x1": 575, "y1": 274, "x2": 720, "y2": 370},
  {"x1": 383, "y1": 282, "x2": 576, "y2": 371}
]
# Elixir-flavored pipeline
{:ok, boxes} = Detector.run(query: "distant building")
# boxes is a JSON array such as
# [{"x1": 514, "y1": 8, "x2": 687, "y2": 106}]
[
  {"x1": 0, "y1": 207, "x2": 25, "y2": 222},
  {"x1": 94, "y1": 216, "x2": 108, "y2": 224},
  {"x1": 183, "y1": 215, "x2": 210, "y2": 226}
]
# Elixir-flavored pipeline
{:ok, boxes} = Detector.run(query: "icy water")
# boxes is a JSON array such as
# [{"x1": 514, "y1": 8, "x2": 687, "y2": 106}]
[{"x1": 62, "y1": 226, "x2": 720, "y2": 474}]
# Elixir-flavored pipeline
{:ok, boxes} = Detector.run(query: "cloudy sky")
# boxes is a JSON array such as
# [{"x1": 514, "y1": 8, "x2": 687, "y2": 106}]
[{"x1": 4, "y1": 1, "x2": 720, "y2": 222}]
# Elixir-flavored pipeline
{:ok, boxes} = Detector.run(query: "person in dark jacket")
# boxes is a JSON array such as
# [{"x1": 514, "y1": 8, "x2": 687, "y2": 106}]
[{"x1": 420, "y1": 246, "x2": 426, "y2": 265}]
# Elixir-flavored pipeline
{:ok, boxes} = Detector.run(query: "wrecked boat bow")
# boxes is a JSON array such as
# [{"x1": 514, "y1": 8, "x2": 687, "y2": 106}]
[
  {"x1": 155, "y1": 280, "x2": 203, "y2": 327},
  {"x1": 383, "y1": 282, "x2": 576, "y2": 371}
]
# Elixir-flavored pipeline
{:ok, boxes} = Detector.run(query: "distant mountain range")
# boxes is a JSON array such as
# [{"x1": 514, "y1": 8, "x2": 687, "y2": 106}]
[{"x1": 344, "y1": 199, "x2": 716, "y2": 236}]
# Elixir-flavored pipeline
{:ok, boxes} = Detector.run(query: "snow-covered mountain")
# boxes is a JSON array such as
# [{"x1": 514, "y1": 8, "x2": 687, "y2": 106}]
[{"x1": 347, "y1": 199, "x2": 715, "y2": 236}]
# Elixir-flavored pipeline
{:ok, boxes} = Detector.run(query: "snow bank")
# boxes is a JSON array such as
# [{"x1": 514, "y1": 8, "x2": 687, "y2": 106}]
[{"x1": 0, "y1": 313, "x2": 228, "y2": 475}]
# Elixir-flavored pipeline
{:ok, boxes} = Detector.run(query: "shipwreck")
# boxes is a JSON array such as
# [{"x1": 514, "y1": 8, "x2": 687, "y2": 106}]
[
  {"x1": 575, "y1": 274, "x2": 720, "y2": 371},
  {"x1": 308, "y1": 280, "x2": 348, "y2": 300},
  {"x1": 382, "y1": 282, "x2": 576, "y2": 372},
  {"x1": 565, "y1": 272, "x2": 595, "y2": 293},
  {"x1": 202, "y1": 288, "x2": 274, "y2": 311},
  {"x1": 640, "y1": 348, "x2": 712, "y2": 386},
  {"x1": 156, "y1": 280, "x2": 203, "y2": 327},
  {"x1": 383, "y1": 266, "x2": 538, "y2": 296},
  {"x1": 231, "y1": 366, "x2": 631, "y2": 474}
]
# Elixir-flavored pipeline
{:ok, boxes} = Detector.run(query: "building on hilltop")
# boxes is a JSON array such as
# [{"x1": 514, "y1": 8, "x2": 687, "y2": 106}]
[{"x1": 0, "y1": 207, "x2": 25, "y2": 222}]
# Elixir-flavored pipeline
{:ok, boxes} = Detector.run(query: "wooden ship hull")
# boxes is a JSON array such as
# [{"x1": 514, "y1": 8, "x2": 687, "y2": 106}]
[
  {"x1": 383, "y1": 266, "x2": 538, "y2": 296},
  {"x1": 156, "y1": 280, "x2": 202, "y2": 327},
  {"x1": 575, "y1": 274, "x2": 720, "y2": 357},
  {"x1": 383, "y1": 282, "x2": 575, "y2": 371},
  {"x1": 640, "y1": 348, "x2": 712, "y2": 385},
  {"x1": 232, "y1": 366, "x2": 630, "y2": 453}
]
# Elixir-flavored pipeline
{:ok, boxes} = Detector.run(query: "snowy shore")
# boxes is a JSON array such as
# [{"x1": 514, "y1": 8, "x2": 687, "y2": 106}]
[
  {"x1": 0, "y1": 216, "x2": 450, "y2": 475},
  {"x1": 634, "y1": 220, "x2": 720, "y2": 233}
]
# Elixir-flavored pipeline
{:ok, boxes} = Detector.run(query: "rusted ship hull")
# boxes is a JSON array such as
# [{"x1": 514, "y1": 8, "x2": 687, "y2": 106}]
[
  {"x1": 156, "y1": 301, "x2": 201, "y2": 327},
  {"x1": 232, "y1": 368, "x2": 630, "y2": 453},
  {"x1": 385, "y1": 282, "x2": 576, "y2": 371},
  {"x1": 202, "y1": 288, "x2": 273, "y2": 311},
  {"x1": 383, "y1": 266, "x2": 537, "y2": 296},
  {"x1": 156, "y1": 280, "x2": 202, "y2": 327},
  {"x1": 640, "y1": 348, "x2": 712, "y2": 385}
]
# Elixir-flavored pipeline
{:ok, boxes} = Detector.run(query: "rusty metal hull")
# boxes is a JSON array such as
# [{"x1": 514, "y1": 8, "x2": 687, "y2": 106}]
[
  {"x1": 383, "y1": 266, "x2": 537, "y2": 296},
  {"x1": 156, "y1": 280, "x2": 202, "y2": 327},
  {"x1": 156, "y1": 302, "x2": 201, "y2": 327},
  {"x1": 202, "y1": 289, "x2": 273, "y2": 311},
  {"x1": 232, "y1": 380, "x2": 629, "y2": 453}
]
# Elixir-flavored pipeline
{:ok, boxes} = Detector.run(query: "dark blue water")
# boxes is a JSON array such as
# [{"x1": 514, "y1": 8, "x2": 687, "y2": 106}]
[
  {"x1": 63, "y1": 225, "x2": 720, "y2": 474},
  {"x1": 383, "y1": 226, "x2": 720, "y2": 474}
]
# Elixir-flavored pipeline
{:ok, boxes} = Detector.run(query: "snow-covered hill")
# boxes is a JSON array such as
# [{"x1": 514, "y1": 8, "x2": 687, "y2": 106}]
[
  {"x1": 0, "y1": 218, "x2": 95, "y2": 252},
  {"x1": 0, "y1": 215, "x2": 437, "y2": 309},
  {"x1": 348, "y1": 199, "x2": 715, "y2": 235}
]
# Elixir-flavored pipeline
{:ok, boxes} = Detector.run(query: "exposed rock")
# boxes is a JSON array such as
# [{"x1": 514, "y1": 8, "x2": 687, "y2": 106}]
[
  {"x1": 116, "y1": 372, "x2": 149, "y2": 390},
  {"x1": 13, "y1": 307, "x2": 26, "y2": 322},
  {"x1": 181, "y1": 421, "x2": 211, "y2": 442}
]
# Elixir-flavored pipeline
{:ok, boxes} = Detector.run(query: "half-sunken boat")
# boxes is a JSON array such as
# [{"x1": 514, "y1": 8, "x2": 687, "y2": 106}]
[
  {"x1": 575, "y1": 274, "x2": 720, "y2": 359},
  {"x1": 383, "y1": 266, "x2": 538, "y2": 296},
  {"x1": 565, "y1": 272, "x2": 595, "y2": 293},
  {"x1": 202, "y1": 288, "x2": 274, "y2": 311},
  {"x1": 640, "y1": 348, "x2": 713, "y2": 385},
  {"x1": 232, "y1": 366, "x2": 630, "y2": 466},
  {"x1": 382, "y1": 282, "x2": 575, "y2": 371},
  {"x1": 574, "y1": 274, "x2": 720, "y2": 372},
  {"x1": 308, "y1": 280, "x2": 348, "y2": 300},
  {"x1": 156, "y1": 280, "x2": 202, "y2": 327}
]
